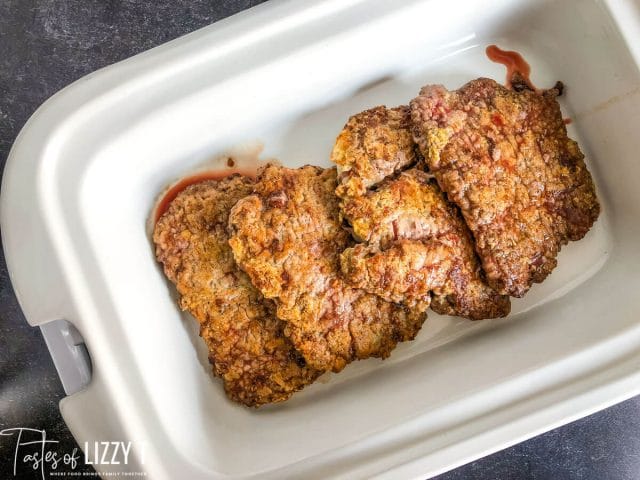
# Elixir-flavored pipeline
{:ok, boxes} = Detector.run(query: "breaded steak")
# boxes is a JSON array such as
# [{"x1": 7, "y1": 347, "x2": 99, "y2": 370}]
[
  {"x1": 332, "y1": 106, "x2": 509, "y2": 319},
  {"x1": 153, "y1": 175, "x2": 320, "y2": 407},
  {"x1": 411, "y1": 79, "x2": 600, "y2": 297},
  {"x1": 228, "y1": 165, "x2": 426, "y2": 373},
  {"x1": 340, "y1": 169, "x2": 511, "y2": 319},
  {"x1": 333, "y1": 105, "x2": 420, "y2": 199}
]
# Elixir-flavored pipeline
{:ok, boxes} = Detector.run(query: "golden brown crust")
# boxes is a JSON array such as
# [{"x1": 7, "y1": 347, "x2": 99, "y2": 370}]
[
  {"x1": 228, "y1": 165, "x2": 426, "y2": 373},
  {"x1": 340, "y1": 240, "x2": 450, "y2": 312},
  {"x1": 332, "y1": 106, "x2": 509, "y2": 319},
  {"x1": 340, "y1": 169, "x2": 510, "y2": 319},
  {"x1": 153, "y1": 175, "x2": 320, "y2": 407},
  {"x1": 411, "y1": 78, "x2": 600, "y2": 297},
  {"x1": 333, "y1": 105, "x2": 420, "y2": 200}
]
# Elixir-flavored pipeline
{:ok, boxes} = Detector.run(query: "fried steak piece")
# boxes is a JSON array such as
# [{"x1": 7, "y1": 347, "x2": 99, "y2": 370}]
[
  {"x1": 153, "y1": 175, "x2": 320, "y2": 407},
  {"x1": 228, "y1": 165, "x2": 426, "y2": 373},
  {"x1": 333, "y1": 106, "x2": 510, "y2": 319},
  {"x1": 411, "y1": 78, "x2": 600, "y2": 297},
  {"x1": 340, "y1": 169, "x2": 510, "y2": 319},
  {"x1": 333, "y1": 105, "x2": 420, "y2": 199}
]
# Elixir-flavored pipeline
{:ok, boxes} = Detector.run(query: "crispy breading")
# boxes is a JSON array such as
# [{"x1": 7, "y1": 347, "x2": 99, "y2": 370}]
[
  {"x1": 228, "y1": 165, "x2": 426, "y2": 373},
  {"x1": 333, "y1": 105, "x2": 420, "y2": 199},
  {"x1": 332, "y1": 106, "x2": 509, "y2": 319},
  {"x1": 340, "y1": 169, "x2": 510, "y2": 319},
  {"x1": 153, "y1": 175, "x2": 320, "y2": 407},
  {"x1": 340, "y1": 240, "x2": 452, "y2": 312},
  {"x1": 411, "y1": 78, "x2": 600, "y2": 297}
]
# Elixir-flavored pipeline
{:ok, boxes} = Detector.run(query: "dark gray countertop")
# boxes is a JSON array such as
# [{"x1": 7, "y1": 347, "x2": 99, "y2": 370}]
[{"x1": 1, "y1": 1, "x2": 639, "y2": 479}]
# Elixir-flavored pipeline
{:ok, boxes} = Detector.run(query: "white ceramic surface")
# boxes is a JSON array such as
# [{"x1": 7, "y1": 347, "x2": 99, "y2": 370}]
[{"x1": 2, "y1": 0, "x2": 640, "y2": 478}]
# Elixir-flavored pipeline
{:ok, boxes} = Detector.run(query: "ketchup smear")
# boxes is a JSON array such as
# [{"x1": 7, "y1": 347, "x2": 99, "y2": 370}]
[
  {"x1": 485, "y1": 45, "x2": 538, "y2": 92},
  {"x1": 154, "y1": 169, "x2": 255, "y2": 224},
  {"x1": 486, "y1": 45, "x2": 571, "y2": 125}
]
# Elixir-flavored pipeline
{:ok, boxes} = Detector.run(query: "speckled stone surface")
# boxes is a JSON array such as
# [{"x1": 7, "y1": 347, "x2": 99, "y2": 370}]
[{"x1": 1, "y1": 1, "x2": 639, "y2": 479}]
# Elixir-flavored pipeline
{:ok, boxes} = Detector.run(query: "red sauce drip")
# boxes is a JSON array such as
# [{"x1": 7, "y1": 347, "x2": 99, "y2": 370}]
[
  {"x1": 564, "y1": 118, "x2": 572, "y2": 125},
  {"x1": 486, "y1": 45, "x2": 537, "y2": 92},
  {"x1": 154, "y1": 170, "x2": 254, "y2": 224}
]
